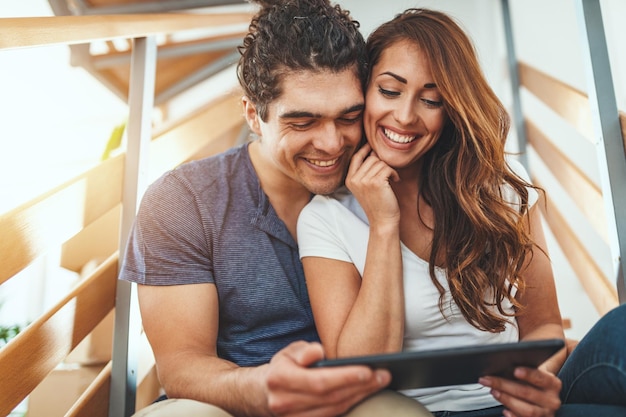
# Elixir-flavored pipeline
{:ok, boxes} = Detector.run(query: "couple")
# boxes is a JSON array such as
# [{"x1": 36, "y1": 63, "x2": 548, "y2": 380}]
[{"x1": 121, "y1": 1, "x2": 626, "y2": 416}]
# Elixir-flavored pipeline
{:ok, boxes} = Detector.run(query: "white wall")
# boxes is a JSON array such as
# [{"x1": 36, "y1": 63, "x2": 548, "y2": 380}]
[{"x1": 343, "y1": 1, "x2": 508, "y2": 97}]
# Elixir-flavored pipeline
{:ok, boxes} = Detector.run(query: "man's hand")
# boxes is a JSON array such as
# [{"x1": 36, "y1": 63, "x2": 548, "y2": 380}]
[
  {"x1": 479, "y1": 367, "x2": 562, "y2": 417},
  {"x1": 266, "y1": 341, "x2": 391, "y2": 417}
]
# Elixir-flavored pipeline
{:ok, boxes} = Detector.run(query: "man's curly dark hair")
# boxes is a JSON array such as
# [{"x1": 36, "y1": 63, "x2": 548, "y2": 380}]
[{"x1": 237, "y1": 0, "x2": 367, "y2": 121}]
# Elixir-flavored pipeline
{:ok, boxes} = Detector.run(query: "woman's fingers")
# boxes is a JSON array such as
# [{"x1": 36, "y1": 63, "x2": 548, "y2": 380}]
[{"x1": 480, "y1": 367, "x2": 561, "y2": 417}]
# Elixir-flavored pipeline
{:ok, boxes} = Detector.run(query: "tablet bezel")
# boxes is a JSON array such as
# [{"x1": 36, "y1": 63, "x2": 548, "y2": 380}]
[{"x1": 312, "y1": 338, "x2": 565, "y2": 390}]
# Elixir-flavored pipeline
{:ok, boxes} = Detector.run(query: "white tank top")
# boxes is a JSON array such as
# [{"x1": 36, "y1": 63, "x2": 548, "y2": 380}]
[{"x1": 297, "y1": 159, "x2": 537, "y2": 412}]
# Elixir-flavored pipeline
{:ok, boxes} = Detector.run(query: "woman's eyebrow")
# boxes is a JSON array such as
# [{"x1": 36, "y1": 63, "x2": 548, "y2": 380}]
[
  {"x1": 379, "y1": 72, "x2": 438, "y2": 89},
  {"x1": 380, "y1": 71, "x2": 407, "y2": 84}
]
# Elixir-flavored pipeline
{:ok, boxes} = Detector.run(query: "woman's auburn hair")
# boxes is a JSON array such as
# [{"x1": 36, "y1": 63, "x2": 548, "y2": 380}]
[{"x1": 367, "y1": 8, "x2": 541, "y2": 333}]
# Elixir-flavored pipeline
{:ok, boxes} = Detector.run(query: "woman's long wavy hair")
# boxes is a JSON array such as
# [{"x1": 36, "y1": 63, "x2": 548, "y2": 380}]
[{"x1": 367, "y1": 8, "x2": 541, "y2": 332}]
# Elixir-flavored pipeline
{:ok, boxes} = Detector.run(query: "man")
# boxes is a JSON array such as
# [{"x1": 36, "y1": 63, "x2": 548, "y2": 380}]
[{"x1": 122, "y1": 1, "x2": 432, "y2": 416}]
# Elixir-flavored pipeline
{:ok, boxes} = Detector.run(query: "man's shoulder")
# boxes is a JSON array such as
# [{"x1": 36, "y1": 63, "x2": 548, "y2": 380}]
[
  {"x1": 155, "y1": 144, "x2": 252, "y2": 190},
  {"x1": 142, "y1": 143, "x2": 256, "y2": 208},
  {"x1": 176, "y1": 143, "x2": 249, "y2": 179}
]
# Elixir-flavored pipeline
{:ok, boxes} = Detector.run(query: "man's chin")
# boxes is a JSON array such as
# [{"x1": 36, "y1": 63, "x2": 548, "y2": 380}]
[{"x1": 304, "y1": 178, "x2": 343, "y2": 196}]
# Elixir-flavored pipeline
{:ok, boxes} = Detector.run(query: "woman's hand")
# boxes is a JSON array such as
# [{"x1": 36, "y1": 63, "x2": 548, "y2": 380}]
[
  {"x1": 346, "y1": 143, "x2": 400, "y2": 229},
  {"x1": 479, "y1": 367, "x2": 562, "y2": 417}
]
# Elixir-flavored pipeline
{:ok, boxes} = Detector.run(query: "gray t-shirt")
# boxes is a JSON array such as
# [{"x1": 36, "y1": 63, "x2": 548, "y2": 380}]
[{"x1": 120, "y1": 143, "x2": 319, "y2": 366}]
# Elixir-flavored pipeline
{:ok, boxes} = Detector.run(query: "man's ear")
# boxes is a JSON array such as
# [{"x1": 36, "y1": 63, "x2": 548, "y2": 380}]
[{"x1": 242, "y1": 96, "x2": 262, "y2": 136}]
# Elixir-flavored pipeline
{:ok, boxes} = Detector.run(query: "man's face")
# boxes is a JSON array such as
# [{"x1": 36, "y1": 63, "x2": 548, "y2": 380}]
[{"x1": 250, "y1": 68, "x2": 364, "y2": 195}]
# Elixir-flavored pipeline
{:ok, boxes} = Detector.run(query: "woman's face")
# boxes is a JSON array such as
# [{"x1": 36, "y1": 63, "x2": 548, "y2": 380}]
[{"x1": 364, "y1": 40, "x2": 447, "y2": 172}]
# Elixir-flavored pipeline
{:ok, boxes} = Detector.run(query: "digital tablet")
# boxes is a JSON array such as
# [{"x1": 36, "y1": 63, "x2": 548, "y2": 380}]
[{"x1": 312, "y1": 338, "x2": 564, "y2": 390}]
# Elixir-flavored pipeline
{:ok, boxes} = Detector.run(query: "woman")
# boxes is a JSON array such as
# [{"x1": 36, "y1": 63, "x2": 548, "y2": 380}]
[{"x1": 297, "y1": 8, "x2": 626, "y2": 417}]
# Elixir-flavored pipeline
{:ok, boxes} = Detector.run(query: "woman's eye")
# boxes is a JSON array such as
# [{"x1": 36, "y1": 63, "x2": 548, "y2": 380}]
[
  {"x1": 422, "y1": 98, "x2": 443, "y2": 108},
  {"x1": 378, "y1": 86, "x2": 400, "y2": 97}
]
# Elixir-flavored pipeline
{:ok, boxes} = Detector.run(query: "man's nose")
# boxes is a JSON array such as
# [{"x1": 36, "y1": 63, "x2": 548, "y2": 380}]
[{"x1": 312, "y1": 122, "x2": 343, "y2": 154}]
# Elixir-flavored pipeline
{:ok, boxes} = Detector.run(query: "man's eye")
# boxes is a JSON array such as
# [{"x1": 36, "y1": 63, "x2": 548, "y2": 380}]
[
  {"x1": 339, "y1": 114, "x2": 363, "y2": 124},
  {"x1": 378, "y1": 86, "x2": 400, "y2": 97},
  {"x1": 291, "y1": 121, "x2": 314, "y2": 129}
]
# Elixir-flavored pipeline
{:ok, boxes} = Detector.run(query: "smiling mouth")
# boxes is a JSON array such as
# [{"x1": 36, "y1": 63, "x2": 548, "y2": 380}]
[
  {"x1": 383, "y1": 127, "x2": 417, "y2": 144},
  {"x1": 306, "y1": 157, "x2": 339, "y2": 167}
]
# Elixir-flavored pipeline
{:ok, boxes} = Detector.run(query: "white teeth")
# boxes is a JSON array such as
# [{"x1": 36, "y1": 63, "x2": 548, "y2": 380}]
[
  {"x1": 384, "y1": 128, "x2": 416, "y2": 144},
  {"x1": 308, "y1": 158, "x2": 338, "y2": 167}
]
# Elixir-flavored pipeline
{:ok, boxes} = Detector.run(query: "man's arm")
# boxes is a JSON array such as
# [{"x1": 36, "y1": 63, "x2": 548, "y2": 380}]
[
  {"x1": 138, "y1": 283, "x2": 391, "y2": 417},
  {"x1": 138, "y1": 283, "x2": 269, "y2": 413}
]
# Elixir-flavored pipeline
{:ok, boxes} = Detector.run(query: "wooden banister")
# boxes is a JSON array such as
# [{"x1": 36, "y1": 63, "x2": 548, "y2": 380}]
[
  {"x1": 525, "y1": 119, "x2": 608, "y2": 243},
  {"x1": 535, "y1": 185, "x2": 619, "y2": 315},
  {"x1": 66, "y1": 361, "x2": 112, "y2": 417},
  {"x1": 517, "y1": 54, "x2": 626, "y2": 315},
  {"x1": 0, "y1": 254, "x2": 118, "y2": 416},
  {"x1": 518, "y1": 59, "x2": 624, "y2": 316},
  {"x1": 518, "y1": 61, "x2": 594, "y2": 140},
  {"x1": 0, "y1": 90, "x2": 244, "y2": 285},
  {"x1": 0, "y1": 12, "x2": 253, "y2": 50},
  {"x1": 150, "y1": 91, "x2": 244, "y2": 179},
  {"x1": 0, "y1": 155, "x2": 123, "y2": 285},
  {"x1": 0, "y1": 9, "x2": 249, "y2": 416},
  {"x1": 0, "y1": 80, "x2": 245, "y2": 417}
]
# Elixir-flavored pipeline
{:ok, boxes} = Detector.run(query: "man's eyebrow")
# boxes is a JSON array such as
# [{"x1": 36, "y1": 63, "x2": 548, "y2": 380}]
[
  {"x1": 379, "y1": 71, "x2": 438, "y2": 89},
  {"x1": 279, "y1": 103, "x2": 364, "y2": 119},
  {"x1": 342, "y1": 103, "x2": 365, "y2": 115},
  {"x1": 280, "y1": 110, "x2": 321, "y2": 119}
]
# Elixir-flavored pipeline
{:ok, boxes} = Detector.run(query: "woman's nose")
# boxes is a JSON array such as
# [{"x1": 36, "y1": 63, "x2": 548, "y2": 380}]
[{"x1": 394, "y1": 98, "x2": 419, "y2": 126}]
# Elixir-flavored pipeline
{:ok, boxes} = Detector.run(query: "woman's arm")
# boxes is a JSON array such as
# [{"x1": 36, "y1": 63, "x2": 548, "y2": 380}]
[
  {"x1": 480, "y1": 204, "x2": 565, "y2": 417},
  {"x1": 303, "y1": 144, "x2": 405, "y2": 358},
  {"x1": 516, "y1": 204, "x2": 566, "y2": 373}
]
